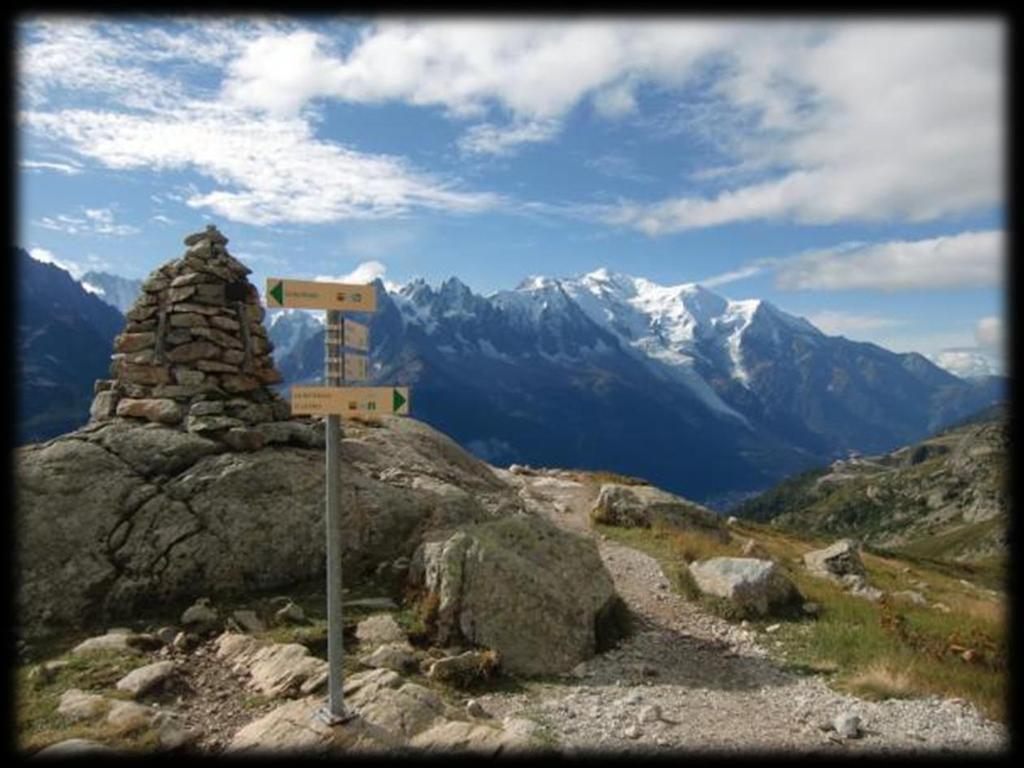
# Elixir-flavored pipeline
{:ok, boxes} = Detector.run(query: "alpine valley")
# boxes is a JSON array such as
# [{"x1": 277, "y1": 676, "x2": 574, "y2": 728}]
[
  {"x1": 267, "y1": 269, "x2": 1004, "y2": 505},
  {"x1": 14, "y1": 250, "x2": 1004, "y2": 504}
]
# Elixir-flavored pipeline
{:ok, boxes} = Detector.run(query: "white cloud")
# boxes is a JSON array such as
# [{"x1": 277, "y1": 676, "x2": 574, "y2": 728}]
[
  {"x1": 35, "y1": 206, "x2": 139, "y2": 237},
  {"x1": 601, "y1": 21, "x2": 1003, "y2": 232},
  {"x1": 222, "y1": 21, "x2": 732, "y2": 120},
  {"x1": 28, "y1": 246, "x2": 84, "y2": 278},
  {"x1": 458, "y1": 120, "x2": 560, "y2": 156},
  {"x1": 975, "y1": 315, "x2": 1003, "y2": 351},
  {"x1": 19, "y1": 20, "x2": 499, "y2": 227},
  {"x1": 23, "y1": 106, "x2": 498, "y2": 226},
  {"x1": 928, "y1": 348, "x2": 999, "y2": 379},
  {"x1": 775, "y1": 230, "x2": 1003, "y2": 291},
  {"x1": 698, "y1": 263, "x2": 766, "y2": 288},
  {"x1": 803, "y1": 310, "x2": 904, "y2": 337},
  {"x1": 18, "y1": 19, "x2": 1004, "y2": 231},
  {"x1": 315, "y1": 260, "x2": 389, "y2": 285},
  {"x1": 220, "y1": 20, "x2": 739, "y2": 153},
  {"x1": 21, "y1": 159, "x2": 82, "y2": 174},
  {"x1": 592, "y1": 81, "x2": 638, "y2": 118}
]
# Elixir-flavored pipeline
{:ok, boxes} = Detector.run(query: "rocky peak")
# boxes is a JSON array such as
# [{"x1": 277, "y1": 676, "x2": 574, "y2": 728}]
[{"x1": 88, "y1": 225, "x2": 290, "y2": 448}]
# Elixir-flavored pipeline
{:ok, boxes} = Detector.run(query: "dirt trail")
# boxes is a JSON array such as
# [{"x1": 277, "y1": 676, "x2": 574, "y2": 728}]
[{"x1": 480, "y1": 469, "x2": 1007, "y2": 754}]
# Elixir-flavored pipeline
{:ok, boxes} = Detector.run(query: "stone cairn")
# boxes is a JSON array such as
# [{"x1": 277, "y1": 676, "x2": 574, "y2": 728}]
[{"x1": 89, "y1": 225, "x2": 301, "y2": 451}]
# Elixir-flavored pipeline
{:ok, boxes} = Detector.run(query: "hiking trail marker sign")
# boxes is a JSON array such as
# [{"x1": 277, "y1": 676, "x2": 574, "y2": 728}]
[
  {"x1": 266, "y1": 277, "x2": 409, "y2": 727},
  {"x1": 266, "y1": 277, "x2": 377, "y2": 312}
]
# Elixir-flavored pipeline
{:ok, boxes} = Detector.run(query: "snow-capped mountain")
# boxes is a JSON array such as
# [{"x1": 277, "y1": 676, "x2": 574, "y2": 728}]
[
  {"x1": 79, "y1": 271, "x2": 143, "y2": 314},
  {"x1": 277, "y1": 269, "x2": 1004, "y2": 504},
  {"x1": 267, "y1": 308, "x2": 324, "y2": 366}
]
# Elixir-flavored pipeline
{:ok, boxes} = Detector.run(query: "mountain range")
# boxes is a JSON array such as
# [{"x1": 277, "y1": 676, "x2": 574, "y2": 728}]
[
  {"x1": 13, "y1": 251, "x2": 1005, "y2": 503},
  {"x1": 15, "y1": 249, "x2": 126, "y2": 443},
  {"x1": 272, "y1": 269, "x2": 1004, "y2": 505}
]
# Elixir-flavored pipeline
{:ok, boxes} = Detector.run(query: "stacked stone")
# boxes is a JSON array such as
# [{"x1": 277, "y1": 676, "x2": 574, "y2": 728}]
[{"x1": 89, "y1": 225, "x2": 291, "y2": 450}]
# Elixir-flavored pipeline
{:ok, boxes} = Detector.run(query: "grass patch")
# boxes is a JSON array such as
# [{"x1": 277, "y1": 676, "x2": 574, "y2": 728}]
[
  {"x1": 15, "y1": 648, "x2": 166, "y2": 754},
  {"x1": 598, "y1": 517, "x2": 1008, "y2": 722}
]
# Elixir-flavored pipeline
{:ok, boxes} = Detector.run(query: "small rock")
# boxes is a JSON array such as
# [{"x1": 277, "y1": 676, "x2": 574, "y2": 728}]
[
  {"x1": 466, "y1": 699, "x2": 490, "y2": 719},
  {"x1": 57, "y1": 689, "x2": 108, "y2": 722},
  {"x1": 156, "y1": 627, "x2": 178, "y2": 645},
  {"x1": 802, "y1": 602, "x2": 822, "y2": 617},
  {"x1": 765, "y1": 623, "x2": 781, "y2": 634},
  {"x1": 172, "y1": 631, "x2": 198, "y2": 652},
  {"x1": 232, "y1": 610, "x2": 266, "y2": 633},
  {"x1": 274, "y1": 601, "x2": 307, "y2": 625},
  {"x1": 181, "y1": 597, "x2": 218, "y2": 629},
  {"x1": 623, "y1": 724, "x2": 641, "y2": 739},
  {"x1": 33, "y1": 739, "x2": 118, "y2": 756},
  {"x1": 639, "y1": 704, "x2": 662, "y2": 724},
  {"x1": 106, "y1": 700, "x2": 156, "y2": 730},
  {"x1": 361, "y1": 642, "x2": 417, "y2": 673},
  {"x1": 354, "y1": 613, "x2": 405, "y2": 646},
  {"x1": 833, "y1": 712, "x2": 862, "y2": 739},
  {"x1": 116, "y1": 661, "x2": 176, "y2": 699},
  {"x1": 153, "y1": 711, "x2": 197, "y2": 749},
  {"x1": 427, "y1": 650, "x2": 498, "y2": 687},
  {"x1": 70, "y1": 633, "x2": 144, "y2": 656}
]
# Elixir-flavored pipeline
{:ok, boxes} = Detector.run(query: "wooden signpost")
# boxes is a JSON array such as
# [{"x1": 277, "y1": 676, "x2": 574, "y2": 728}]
[
  {"x1": 267, "y1": 277, "x2": 409, "y2": 727},
  {"x1": 291, "y1": 385, "x2": 409, "y2": 416},
  {"x1": 265, "y1": 278, "x2": 377, "y2": 312}
]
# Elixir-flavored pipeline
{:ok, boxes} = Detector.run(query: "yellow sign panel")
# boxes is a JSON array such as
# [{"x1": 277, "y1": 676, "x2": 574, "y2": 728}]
[
  {"x1": 266, "y1": 278, "x2": 377, "y2": 312},
  {"x1": 344, "y1": 353, "x2": 369, "y2": 382},
  {"x1": 291, "y1": 386, "x2": 409, "y2": 416},
  {"x1": 344, "y1": 319, "x2": 369, "y2": 351}
]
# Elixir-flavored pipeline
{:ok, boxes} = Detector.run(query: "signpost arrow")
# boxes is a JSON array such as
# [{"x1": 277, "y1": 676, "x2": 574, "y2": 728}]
[
  {"x1": 265, "y1": 277, "x2": 377, "y2": 311},
  {"x1": 269, "y1": 280, "x2": 284, "y2": 307},
  {"x1": 291, "y1": 386, "x2": 411, "y2": 416}
]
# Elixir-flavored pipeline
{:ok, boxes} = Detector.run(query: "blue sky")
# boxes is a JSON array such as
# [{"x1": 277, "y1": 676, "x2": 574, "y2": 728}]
[{"x1": 17, "y1": 16, "x2": 1006, "y2": 376}]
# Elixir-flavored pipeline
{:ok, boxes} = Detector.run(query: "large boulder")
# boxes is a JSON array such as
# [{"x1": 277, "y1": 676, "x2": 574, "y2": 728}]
[
  {"x1": 591, "y1": 483, "x2": 729, "y2": 541},
  {"x1": 16, "y1": 416, "x2": 523, "y2": 639},
  {"x1": 688, "y1": 557, "x2": 800, "y2": 616},
  {"x1": 802, "y1": 539, "x2": 867, "y2": 580},
  {"x1": 408, "y1": 515, "x2": 620, "y2": 676}
]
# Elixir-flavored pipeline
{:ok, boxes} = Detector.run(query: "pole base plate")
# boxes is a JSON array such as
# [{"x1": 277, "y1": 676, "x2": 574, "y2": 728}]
[{"x1": 314, "y1": 705, "x2": 358, "y2": 726}]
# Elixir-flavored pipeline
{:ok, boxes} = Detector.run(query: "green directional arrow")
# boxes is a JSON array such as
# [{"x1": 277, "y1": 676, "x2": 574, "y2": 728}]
[
  {"x1": 392, "y1": 388, "x2": 407, "y2": 413},
  {"x1": 269, "y1": 281, "x2": 284, "y2": 306}
]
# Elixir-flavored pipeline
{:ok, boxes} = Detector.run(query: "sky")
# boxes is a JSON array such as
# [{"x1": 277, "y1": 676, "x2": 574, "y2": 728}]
[{"x1": 16, "y1": 15, "x2": 1007, "y2": 376}]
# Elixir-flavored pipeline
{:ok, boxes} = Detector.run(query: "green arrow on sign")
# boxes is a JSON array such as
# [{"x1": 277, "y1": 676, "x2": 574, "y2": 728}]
[
  {"x1": 269, "y1": 281, "x2": 284, "y2": 306},
  {"x1": 392, "y1": 388, "x2": 407, "y2": 413}
]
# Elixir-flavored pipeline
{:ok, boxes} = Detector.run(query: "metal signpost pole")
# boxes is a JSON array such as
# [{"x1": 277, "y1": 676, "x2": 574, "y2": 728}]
[
  {"x1": 320, "y1": 309, "x2": 352, "y2": 724},
  {"x1": 270, "y1": 278, "x2": 390, "y2": 728}
]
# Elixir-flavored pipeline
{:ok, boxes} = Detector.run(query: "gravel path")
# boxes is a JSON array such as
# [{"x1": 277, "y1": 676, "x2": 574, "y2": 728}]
[{"x1": 480, "y1": 469, "x2": 1008, "y2": 755}]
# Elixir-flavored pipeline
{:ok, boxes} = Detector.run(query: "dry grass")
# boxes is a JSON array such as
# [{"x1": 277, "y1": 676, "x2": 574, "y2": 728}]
[
  {"x1": 844, "y1": 660, "x2": 918, "y2": 700},
  {"x1": 577, "y1": 470, "x2": 650, "y2": 486}
]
